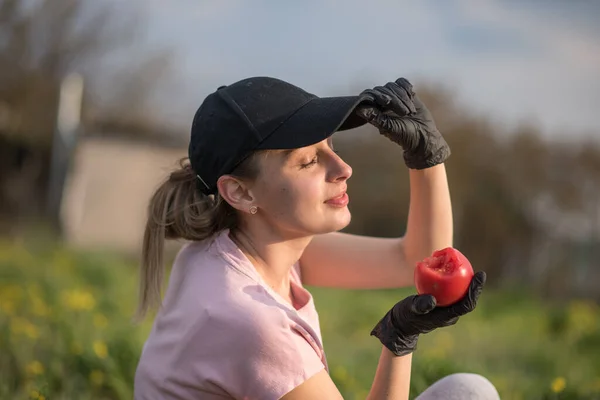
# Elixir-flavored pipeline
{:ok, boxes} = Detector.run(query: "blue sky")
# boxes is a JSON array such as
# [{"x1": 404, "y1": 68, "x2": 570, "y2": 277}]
[{"x1": 114, "y1": 0, "x2": 600, "y2": 138}]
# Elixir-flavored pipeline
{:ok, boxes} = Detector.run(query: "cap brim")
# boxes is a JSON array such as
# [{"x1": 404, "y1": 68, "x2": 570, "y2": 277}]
[{"x1": 256, "y1": 94, "x2": 371, "y2": 150}]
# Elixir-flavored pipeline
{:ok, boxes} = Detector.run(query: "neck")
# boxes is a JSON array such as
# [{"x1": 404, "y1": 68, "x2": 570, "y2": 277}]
[{"x1": 229, "y1": 224, "x2": 313, "y2": 295}]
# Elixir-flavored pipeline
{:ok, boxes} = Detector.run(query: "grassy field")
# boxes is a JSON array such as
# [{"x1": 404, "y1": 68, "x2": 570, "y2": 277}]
[{"x1": 1, "y1": 239, "x2": 599, "y2": 399}]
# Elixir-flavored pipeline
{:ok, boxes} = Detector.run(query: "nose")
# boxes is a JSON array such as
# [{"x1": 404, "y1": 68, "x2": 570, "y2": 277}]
[{"x1": 327, "y1": 152, "x2": 352, "y2": 182}]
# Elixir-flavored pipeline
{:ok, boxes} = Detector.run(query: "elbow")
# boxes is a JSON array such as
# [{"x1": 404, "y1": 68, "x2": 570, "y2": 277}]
[{"x1": 402, "y1": 235, "x2": 453, "y2": 270}]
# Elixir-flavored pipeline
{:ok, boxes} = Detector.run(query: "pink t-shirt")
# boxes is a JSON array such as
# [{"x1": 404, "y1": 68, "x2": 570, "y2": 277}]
[{"x1": 134, "y1": 229, "x2": 328, "y2": 399}]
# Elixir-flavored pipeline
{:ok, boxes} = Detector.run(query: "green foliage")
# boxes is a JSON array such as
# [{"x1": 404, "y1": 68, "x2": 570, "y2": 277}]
[
  {"x1": 334, "y1": 105, "x2": 600, "y2": 302},
  {"x1": 312, "y1": 287, "x2": 600, "y2": 399},
  {"x1": 0, "y1": 240, "x2": 152, "y2": 400},
  {"x1": 1, "y1": 241, "x2": 600, "y2": 399}
]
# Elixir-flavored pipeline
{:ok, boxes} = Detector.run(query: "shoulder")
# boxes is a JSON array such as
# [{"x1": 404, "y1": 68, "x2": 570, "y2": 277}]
[
  {"x1": 156, "y1": 234, "x2": 325, "y2": 398},
  {"x1": 198, "y1": 285, "x2": 308, "y2": 355},
  {"x1": 193, "y1": 297, "x2": 325, "y2": 399},
  {"x1": 155, "y1": 286, "x2": 325, "y2": 400},
  {"x1": 170, "y1": 234, "x2": 254, "y2": 293}
]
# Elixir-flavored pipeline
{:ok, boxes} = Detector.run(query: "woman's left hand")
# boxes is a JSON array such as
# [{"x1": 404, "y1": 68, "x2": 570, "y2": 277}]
[
  {"x1": 356, "y1": 78, "x2": 451, "y2": 170},
  {"x1": 370, "y1": 271, "x2": 486, "y2": 357}
]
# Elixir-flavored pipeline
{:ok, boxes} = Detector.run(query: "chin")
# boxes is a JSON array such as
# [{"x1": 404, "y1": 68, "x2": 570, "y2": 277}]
[{"x1": 321, "y1": 209, "x2": 352, "y2": 233}]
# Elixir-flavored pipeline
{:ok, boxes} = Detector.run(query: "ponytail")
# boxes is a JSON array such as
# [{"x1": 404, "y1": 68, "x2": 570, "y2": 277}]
[{"x1": 135, "y1": 155, "x2": 262, "y2": 321}]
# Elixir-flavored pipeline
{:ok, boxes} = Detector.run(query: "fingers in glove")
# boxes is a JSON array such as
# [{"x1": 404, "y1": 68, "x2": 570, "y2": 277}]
[
  {"x1": 355, "y1": 106, "x2": 392, "y2": 129},
  {"x1": 358, "y1": 90, "x2": 377, "y2": 105},
  {"x1": 372, "y1": 85, "x2": 414, "y2": 116},
  {"x1": 360, "y1": 88, "x2": 394, "y2": 109},
  {"x1": 469, "y1": 271, "x2": 487, "y2": 304},
  {"x1": 392, "y1": 78, "x2": 430, "y2": 117},
  {"x1": 394, "y1": 77, "x2": 415, "y2": 96},
  {"x1": 383, "y1": 82, "x2": 417, "y2": 115},
  {"x1": 411, "y1": 294, "x2": 436, "y2": 315},
  {"x1": 356, "y1": 105, "x2": 420, "y2": 150},
  {"x1": 355, "y1": 106, "x2": 394, "y2": 129},
  {"x1": 355, "y1": 105, "x2": 379, "y2": 122},
  {"x1": 450, "y1": 271, "x2": 487, "y2": 316}
]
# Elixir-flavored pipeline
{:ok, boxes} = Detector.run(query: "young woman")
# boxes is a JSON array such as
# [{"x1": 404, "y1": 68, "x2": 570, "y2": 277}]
[{"x1": 133, "y1": 76, "x2": 500, "y2": 399}]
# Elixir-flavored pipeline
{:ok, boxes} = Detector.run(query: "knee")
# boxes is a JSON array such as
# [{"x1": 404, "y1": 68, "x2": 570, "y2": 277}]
[{"x1": 423, "y1": 373, "x2": 500, "y2": 400}]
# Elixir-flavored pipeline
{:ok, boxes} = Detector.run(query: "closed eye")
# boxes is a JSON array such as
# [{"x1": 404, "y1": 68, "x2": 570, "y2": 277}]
[{"x1": 300, "y1": 156, "x2": 318, "y2": 169}]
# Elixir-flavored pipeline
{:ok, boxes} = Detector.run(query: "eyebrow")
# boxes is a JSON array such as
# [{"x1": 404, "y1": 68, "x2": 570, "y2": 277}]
[
  {"x1": 279, "y1": 139, "x2": 335, "y2": 162},
  {"x1": 273, "y1": 148, "x2": 296, "y2": 164},
  {"x1": 280, "y1": 149, "x2": 295, "y2": 158}
]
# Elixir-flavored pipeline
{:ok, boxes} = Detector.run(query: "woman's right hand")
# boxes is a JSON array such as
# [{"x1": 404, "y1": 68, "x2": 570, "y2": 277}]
[
  {"x1": 370, "y1": 271, "x2": 486, "y2": 356},
  {"x1": 356, "y1": 78, "x2": 451, "y2": 170}
]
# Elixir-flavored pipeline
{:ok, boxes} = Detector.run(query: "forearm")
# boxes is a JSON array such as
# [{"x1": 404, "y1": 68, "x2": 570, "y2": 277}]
[
  {"x1": 402, "y1": 163, "x2": 453, "y2": 267},
  {"x1": 367, "y1": 348, "x2": 413, "y2": 400}
]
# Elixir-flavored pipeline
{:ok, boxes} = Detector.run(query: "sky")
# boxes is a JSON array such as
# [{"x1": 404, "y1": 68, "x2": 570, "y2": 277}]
[{"x1": 110, "y1": 0, "x2": 600, "y2": 138}]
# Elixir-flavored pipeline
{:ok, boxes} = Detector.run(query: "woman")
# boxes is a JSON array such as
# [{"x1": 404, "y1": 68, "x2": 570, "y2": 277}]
[{"x1": 133, "y1": 76, "x2": 500, "y2": 399}]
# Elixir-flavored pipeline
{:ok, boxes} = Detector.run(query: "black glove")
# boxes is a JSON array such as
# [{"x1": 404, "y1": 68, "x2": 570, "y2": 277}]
[
  {"x1": 371, "y1": 271, "x2": 486, "y2": 356},
  {"x1": 356, "y1": 78, "x2": 451, "y2": 170}
]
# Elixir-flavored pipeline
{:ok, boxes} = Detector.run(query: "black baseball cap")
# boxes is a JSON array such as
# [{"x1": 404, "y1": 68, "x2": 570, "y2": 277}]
[{"x1": 188, "y1": 76, "x2": 371, "y2": 195}]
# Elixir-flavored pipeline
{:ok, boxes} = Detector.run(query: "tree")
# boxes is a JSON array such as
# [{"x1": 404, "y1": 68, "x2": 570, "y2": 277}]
[
  {"x1": 335, "y1": 78, "x2": 600, "y2": 297},
  {"x1": 0, "y1": 0, "x2": 172, "y2": 234}
]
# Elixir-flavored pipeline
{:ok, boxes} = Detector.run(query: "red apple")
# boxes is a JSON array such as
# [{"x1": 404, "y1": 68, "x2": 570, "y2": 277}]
[{"x1": 414, "y1": 247, "x2": 474, "y2": 307}]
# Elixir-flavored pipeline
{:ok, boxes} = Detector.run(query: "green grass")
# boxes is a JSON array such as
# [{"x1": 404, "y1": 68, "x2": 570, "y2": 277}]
[
  {"x1": 311, "y1": 287, "x2": 600, "y2": 399},
  {"x1": 1, "y1": 240, "x2": 599, "y2": 399}
]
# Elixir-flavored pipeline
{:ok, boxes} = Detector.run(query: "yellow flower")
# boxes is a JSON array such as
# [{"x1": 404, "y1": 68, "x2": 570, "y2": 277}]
[
  {"x1": 24, "y1": 324, "x2": 39, "y2": 339},
  {"x1": 93, "y1": 340, "x2": 108, "y2": 359},
  {"x1": 567, "y1": 300, "x2": 598, "y2": 339},
  {"x1": 61, "y1": 289, "x2": 96, "y2": 311},
  {"x1": 93, "y1": 313, "x2": 108, "y2": 328},
  {"x1": 1, "y1": 300, "x2": 15, "y2": 315},
  {"x1": 90, "y1": 369, "x2": 105, "y2": 386},
  {"x1": 26, "y1": 361, "x2": 44, "y2": 375},
  {"x1": 11, "y1": 317, "x2": 38, "y2": 339},
  {"x1": 551, "y1": 377, "x2": 566, "y2": 393},
  {"x1": 30, "y1": 390, "x2": 45, "y2": 400},
  {"x1": 31, "y1": 297, "x2": 50, "y2": 317},
  {"x1": 2, "y1": 285, "x2": 23, "y2": 302}
]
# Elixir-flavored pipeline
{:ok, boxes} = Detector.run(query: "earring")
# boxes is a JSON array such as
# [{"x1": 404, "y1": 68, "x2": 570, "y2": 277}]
[{"x1": 249, "y1": 206, "x2": 258, "y2": 215}]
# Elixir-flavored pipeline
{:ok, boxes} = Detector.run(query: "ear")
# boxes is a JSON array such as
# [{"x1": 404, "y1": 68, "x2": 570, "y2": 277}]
[{"x1": 216, "y1": 175, "x2": 255, "y2": 213}]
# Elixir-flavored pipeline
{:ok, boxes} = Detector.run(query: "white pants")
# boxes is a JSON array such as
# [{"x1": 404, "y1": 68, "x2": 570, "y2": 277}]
[{"x1": 415, "y1": 373, "x2": 501, "y2": 400}]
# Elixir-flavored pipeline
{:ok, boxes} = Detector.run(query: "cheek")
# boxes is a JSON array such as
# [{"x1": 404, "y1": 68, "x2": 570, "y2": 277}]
[
  {"x1": 259, "y1": 175, "x2": 322, "y2": 216},
  {"x1": 289, "y1": 179, "x2": 323, "y2": 213}
]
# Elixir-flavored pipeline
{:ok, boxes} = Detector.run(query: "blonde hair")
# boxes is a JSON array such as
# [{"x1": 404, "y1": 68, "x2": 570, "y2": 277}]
[{"x1": 135, "y1": 154, "x2": 263, "y2": 321}]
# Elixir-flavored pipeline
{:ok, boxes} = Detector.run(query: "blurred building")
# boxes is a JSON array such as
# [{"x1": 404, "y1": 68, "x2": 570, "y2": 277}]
[{"x1": 60, "y1": 133, "x2": 186, "y2": 255}]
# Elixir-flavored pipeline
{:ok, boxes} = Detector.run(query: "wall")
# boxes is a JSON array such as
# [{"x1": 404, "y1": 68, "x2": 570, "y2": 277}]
[{"x1": 61, "y1": 136, "x2": 186, "y2": 254}]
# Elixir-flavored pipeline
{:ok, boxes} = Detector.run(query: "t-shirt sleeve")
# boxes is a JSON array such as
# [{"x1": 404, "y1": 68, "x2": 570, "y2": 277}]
[{"x1": 189, "y1": 305, "x2": 326, "y2": 400}]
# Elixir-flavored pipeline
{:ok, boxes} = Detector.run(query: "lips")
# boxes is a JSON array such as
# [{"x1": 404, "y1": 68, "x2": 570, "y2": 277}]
[
  {"x1": 325, "y1": 190, "x2": 349, "y2": 207},
  {"x1": 328, "y1": 192, "x2": 346, "y2": 201}
]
